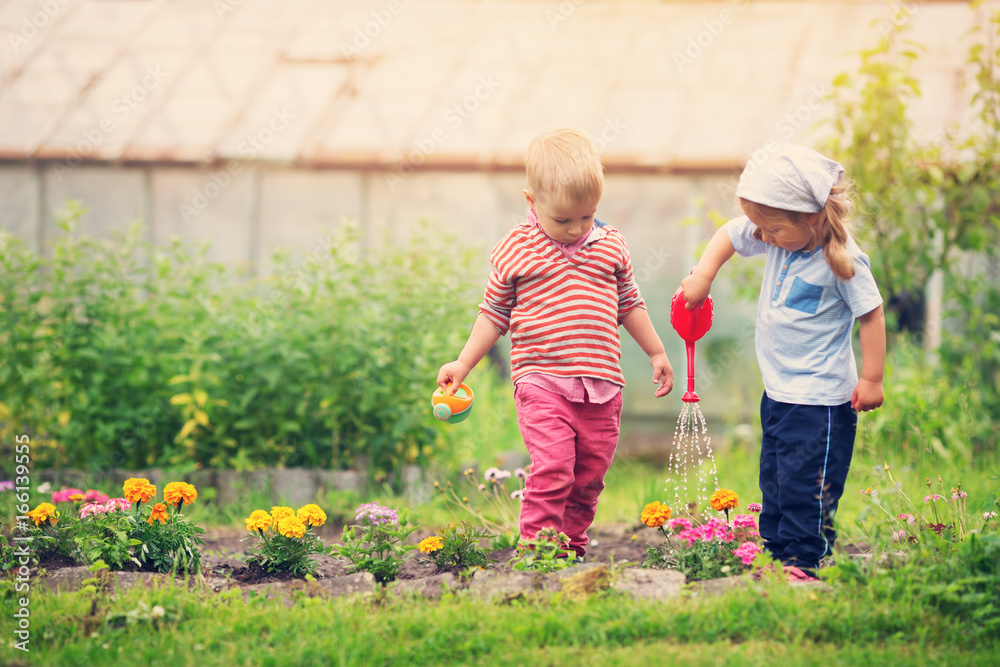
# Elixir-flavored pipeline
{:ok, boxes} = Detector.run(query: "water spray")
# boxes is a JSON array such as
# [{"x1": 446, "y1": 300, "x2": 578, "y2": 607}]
[{"x1": 664, "y1": 279, "x2": 719, "y2": 510}]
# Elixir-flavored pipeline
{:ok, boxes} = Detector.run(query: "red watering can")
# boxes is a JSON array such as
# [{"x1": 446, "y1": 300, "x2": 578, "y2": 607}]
[{"x1": 670, "y1": 283, "x2": 714, "y2": 403}]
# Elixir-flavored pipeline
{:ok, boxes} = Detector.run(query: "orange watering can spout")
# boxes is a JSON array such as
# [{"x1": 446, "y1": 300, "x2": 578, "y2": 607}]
[{"x1": 670, "y1": 282, "x2": 714, "y2": 404}]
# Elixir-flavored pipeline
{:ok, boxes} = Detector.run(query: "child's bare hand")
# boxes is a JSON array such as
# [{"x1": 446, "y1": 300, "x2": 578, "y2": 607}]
[
  {"x1": 650, "y1": 353, "x2": 674, "y2": 398},
  {"x1": 437, "y1": 361, "x2": 471, "y2": 395},
  {"x1": 681, "y1": 273, "x2": 712, "y2": 310},
  {"x1": 851, "y1": 379, "x2": 884, "y2": 413}
]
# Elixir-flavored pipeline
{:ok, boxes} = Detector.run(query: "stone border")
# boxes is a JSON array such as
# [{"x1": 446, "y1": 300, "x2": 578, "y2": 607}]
[{"x1": 32, "y1": 563, "x2": 701, "y2": 605}]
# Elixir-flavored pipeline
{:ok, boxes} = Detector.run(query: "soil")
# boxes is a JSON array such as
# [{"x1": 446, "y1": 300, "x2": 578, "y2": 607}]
[
  {"x1": 204, "y1": 523, "x2": 652, "y2": 586},
  {"x1": 26, "y1": 523, "x2": 653, "y2": 587}
]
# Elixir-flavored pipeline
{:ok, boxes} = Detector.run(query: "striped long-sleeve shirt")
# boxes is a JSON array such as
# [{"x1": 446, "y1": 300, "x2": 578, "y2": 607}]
[{"x1": 478, "y1": 216, "x2": 645, "y2": 386}]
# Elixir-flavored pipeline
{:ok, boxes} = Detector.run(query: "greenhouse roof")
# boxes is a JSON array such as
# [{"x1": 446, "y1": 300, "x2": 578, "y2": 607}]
[{"x1": 0, "y1": 0, "x2": 987, "y2": 172}]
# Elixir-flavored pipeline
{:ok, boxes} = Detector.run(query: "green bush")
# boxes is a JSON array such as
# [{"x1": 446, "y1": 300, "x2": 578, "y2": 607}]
[{"x1": 0, "y1": 204, "x2": 493, "y2": 483}]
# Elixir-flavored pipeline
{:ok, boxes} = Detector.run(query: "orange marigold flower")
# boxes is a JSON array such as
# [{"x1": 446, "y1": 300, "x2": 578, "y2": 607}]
[
  {"x1": 163, "y1": 481, "x2": 197, "y2": 508},
  {"x1": 640, "y1": 501, "x2": 671, "y2": 528},
  {"x1": 278, "y1": 515, "x2": 306, "y2": 539},
  {"x1": 418, "y1": 536, "x2": 444, "y2": 553},
  {"x1": 123, "y1": 477, "x2": 157, "y2": 504},
  {"x1": 710, "y1": 489, "x2": 739, "y2": 512},
  {"x1": 296, "y1": 504, "x2": 327, "y2": 528},
  {"x1": 26, "y1": 502, "x2": 59, "y2": 526},
  {"x1": 245, "y1": 510, "x2": 272, "y2": 533},
  {"x1": 68, "y1": 493, "x2": 86, "y2": 502},
  {"x1": 148, "y1": 503, "x2": 169, "y2": 524}
]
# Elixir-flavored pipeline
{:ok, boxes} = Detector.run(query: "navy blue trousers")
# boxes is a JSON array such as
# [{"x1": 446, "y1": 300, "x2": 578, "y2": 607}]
[{"x1": 758, "y1": 393, "x2": 857, "y2": 571}]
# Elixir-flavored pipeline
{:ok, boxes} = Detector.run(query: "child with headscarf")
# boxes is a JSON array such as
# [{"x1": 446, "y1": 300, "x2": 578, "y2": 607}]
[{"x1": 681, "y1": 143, "x2": 886, "y2": 582}]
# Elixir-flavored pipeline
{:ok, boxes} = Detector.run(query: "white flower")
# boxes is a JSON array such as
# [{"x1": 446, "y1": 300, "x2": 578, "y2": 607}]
[
  {"x1": 151, "y1": 605, "x2": 166, "y2": 619},
  {"x1": 514, "y1": 468, "x2": 527, "y2": 479},
  {"x1": 37, "y1": 482, "x2": 51, "y2": 494},
  {"x1": 510, "y1": 489, "x2": 523, "y2": 500}
]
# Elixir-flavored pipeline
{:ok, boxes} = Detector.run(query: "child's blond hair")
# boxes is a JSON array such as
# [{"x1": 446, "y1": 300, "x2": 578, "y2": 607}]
[
  {"x1": 524, "y1": 128, "x2": 604, "y2": 205},
  {"x1": 741, "y1": 181, "x2": 856, "y2": 280}
]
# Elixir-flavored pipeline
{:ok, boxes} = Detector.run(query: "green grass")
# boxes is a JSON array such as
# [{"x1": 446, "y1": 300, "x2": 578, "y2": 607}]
[{"x1": 2, "y1": 553, "x2": 998, "y2": 667}]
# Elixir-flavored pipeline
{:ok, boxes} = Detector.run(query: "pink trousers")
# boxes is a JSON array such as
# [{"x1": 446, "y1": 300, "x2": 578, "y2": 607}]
[{"x1": 514, "y1": 383, "x2": 623, "y2": 557}]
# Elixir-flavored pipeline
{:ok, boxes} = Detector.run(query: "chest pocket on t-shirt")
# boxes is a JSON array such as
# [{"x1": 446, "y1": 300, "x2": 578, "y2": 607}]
[{"x1": 785, "y1": 276, "x2": 823, "y2": 314}]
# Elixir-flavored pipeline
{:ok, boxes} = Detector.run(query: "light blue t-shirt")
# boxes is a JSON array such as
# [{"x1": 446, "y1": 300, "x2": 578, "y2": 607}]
[{"x1": 727, "y1": 216, "x2": 883, "y2": 406}]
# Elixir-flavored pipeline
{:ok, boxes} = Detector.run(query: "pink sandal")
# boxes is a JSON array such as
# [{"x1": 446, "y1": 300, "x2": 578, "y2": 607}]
[{"x1": 783, "y1": 566, "x2": 821, "y2": 583}]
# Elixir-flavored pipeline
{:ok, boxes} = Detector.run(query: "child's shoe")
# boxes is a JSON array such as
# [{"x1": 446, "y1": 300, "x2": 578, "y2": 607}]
[{"x1": 783, "y1": 565, "x2": 821, "y2": 583}]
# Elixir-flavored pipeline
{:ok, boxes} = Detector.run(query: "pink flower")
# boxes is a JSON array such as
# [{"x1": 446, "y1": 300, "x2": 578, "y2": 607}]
[
  {"x1": 676, "y1": 528, "x2": 701, "y2": 546},
  {"x1": 514, "y1": 468, "x2": 527, "y2": 479},
  {"x1": 747, "y1": 502, "x2": 762, "y2": 513},
  {"x1": 704, "y1": 518, "x2": 732, "y2": 541},
  {"x1": 85, "y1": 489, "x2": 110, "y2": 503},
  {"x1": 105, "y1": 497, "x2": 132, "y2": 512},
  {"x1": 923, "y1": 494, "x2": 943, "y2": 503},
  {"x1": 52, "y1": 487, "x2": 84, "y2": 504},
  {"x1": 733, "y1": 541, "x2": 762, "y2": 566},
  {"x1": 510, "y1": 489, "x2": 523, "y2": 500},
  {"x1": 896, "y1": 513, "x2": 916, "y2": 525},
  {"x1": 892, "y1": 529, "x2": 907, "y2": 542},
  {"x1": 984, "y1": 511, "x2": 997, "y2": 520},
  {"x1": 951, "y1": 490, "x2": 967, "y2": 501},
  {"x1": 732, "y1": 514, "x2": 757, "y2": 529},
  {"x1": 666, "y1": 518, "x2": 692, "y2": 533},
  {"x1": 79, "y1": 502, "x2": 109, "y2": 518}
]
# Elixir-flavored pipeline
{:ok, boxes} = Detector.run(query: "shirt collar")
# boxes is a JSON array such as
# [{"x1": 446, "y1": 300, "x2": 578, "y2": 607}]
[{"x1": 527, "y1": 209, "x2": 606, "y2": 250}]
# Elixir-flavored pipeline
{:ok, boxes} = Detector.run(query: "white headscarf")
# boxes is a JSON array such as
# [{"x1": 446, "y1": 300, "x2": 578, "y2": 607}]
[{"x1": 736, "y1": 143, "x2": 844, "y2": 213}]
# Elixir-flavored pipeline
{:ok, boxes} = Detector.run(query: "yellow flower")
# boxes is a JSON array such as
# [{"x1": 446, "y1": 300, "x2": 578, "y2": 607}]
[
  {"x1": 245, "y1": 510, "x2": 272, "y2": 533},
  {"x1": 270, "y1": 506, "x2": 295, "y2": 528},
  {"x1": 163, "y1": 481, "x2": 197, "y2": 508},
  {"x1": 123, "y1": 477, "x2": 157, "y2": 504},
  {"x1": 710, "y1": 489, "x2": 739, "y2": 512},
  {"x1": 68, "y1": 493, "x2": 86, "y2": 502},
  {"x1": 640, "y1": 501, "x2": 671, "y2": 528},
  {"x1": 296, "y1": 504, "x2": 327, "y2": 528},
  {"x1": 278, "y1": 515, "x2": 306, "y2": 539},
  {"x1": 147, "y1": 503, "x2": 169, "y2": 524},
  {"x1": 26, "y1": 502, "x2": 59, "y2": 526},
  {"x1": 418, "y1": 536, "x2": 444, "y2": 553}
]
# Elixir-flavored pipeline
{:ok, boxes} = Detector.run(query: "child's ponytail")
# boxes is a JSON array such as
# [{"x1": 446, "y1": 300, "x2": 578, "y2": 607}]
[{"x1": 814, "y1": 181, "x2": 855, "y2": 281}]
